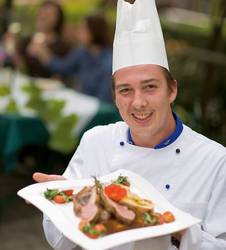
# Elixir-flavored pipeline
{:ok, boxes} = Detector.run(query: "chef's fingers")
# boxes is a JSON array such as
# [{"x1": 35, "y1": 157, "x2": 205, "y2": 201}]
[{"x1": 32, "y1": 172, "x2": 66, "y2": 183}]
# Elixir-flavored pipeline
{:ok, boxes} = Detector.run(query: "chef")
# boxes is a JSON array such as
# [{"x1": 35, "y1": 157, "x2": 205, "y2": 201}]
[{"x1": 34, "y1": 0, "x2": 226, "y2": 249}]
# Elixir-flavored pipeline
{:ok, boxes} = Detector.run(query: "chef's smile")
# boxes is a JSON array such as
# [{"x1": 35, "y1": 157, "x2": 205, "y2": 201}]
[{"x1": 131, "y1": 111, "x2": 153, "y2": 124}]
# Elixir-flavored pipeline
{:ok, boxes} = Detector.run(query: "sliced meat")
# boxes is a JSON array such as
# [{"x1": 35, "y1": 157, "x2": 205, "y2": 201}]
[
  {"x1": 73, "y1": 186, "x2": 100, "y2": 222},
  {"x1": 99, "y1": 208, "x2": 111, "y2": 221},
  {"x1": 100, "y1": 188, "x2": 136, "y2": 225},
  {"x1": 73, "y1": 186, "x2": 92, "y2": 215}
]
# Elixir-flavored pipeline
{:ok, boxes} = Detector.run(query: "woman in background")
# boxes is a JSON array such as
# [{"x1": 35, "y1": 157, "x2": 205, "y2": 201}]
[
  {"x1": 29, "y1": 13, "x2": 113, "y2": 103},
  {"x1": 15, "y1": 0, "x2": 70, "y2": 78}
]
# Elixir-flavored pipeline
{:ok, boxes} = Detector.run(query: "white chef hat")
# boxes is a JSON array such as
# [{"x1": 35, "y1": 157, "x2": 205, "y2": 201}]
[{"x1": 113, "y1": 0, "x2": 169, "y2": 74}]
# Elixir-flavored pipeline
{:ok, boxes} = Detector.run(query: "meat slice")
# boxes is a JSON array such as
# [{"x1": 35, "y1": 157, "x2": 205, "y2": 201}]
[
  {"x1": 100, "y1": 188, "x2": 136, "y2": 225},
  {"x1": 73, "y1": 186, "x2": 100, "y2": 222}
]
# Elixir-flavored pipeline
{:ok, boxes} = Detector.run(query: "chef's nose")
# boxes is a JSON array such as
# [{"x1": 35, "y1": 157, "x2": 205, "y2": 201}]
[{"x1": 132, "y1": 91, "x2": 147, "y2": 108}]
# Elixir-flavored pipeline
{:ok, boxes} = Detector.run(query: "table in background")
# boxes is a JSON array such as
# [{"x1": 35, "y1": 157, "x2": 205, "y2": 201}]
[{"x1": 0, "y1": 103, "x2": 121, "y2": 174}]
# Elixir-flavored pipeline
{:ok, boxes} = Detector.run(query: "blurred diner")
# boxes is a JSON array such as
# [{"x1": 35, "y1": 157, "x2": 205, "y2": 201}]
[
  {"x1": 6, "y1": 0, "x2": 71, "y2": 78},
  {"x1": 28, "y1": 12, "x2": 113, "y2": 103}
]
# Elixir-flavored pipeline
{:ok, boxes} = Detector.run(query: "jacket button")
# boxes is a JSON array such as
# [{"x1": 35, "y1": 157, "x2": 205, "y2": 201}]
[
  {"x1": 165, "y1": 184, "x2": 170, "y2": 190},
  {"x1": 176, "y1": 148, "x2": 180, "y2": 154},
  {"x1": 120, "y1": 141, "x2": 125, "y2": 146}
]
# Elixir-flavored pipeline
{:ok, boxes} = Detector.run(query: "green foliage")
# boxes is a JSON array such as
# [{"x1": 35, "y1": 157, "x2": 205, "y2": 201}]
[
  {"x1": 162, "y1": 19, "x2": 226, "y2": 51},
  {"x1": 63, "y1": 0, "x2": 101, "y2": 23},
  {"x1": 164, "y1": 19, "x2": 226, "y2": 145},
  {"x1": 39, "y1": 99, "x2": 65, "y2": 123},
  {"x1": 49, "y1": 114, "x2": 79, "y2": 154},
  {"x1": 5, "y1": 98, "x2": 19, "y2": 113},
  {"x1": 18, "y1": 81, "x2": 79, "y2": 153},
  {"x1": 0, "y1": 84, "x2": 19, "y2": 113},
  {"x1": 0, "y1": 85, "x2": 11, "y2": 96}
]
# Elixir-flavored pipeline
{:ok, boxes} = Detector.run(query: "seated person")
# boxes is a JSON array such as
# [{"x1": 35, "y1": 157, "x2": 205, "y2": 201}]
[
  {"x1": 13, "y1": 0, "x2": 70, "y2": 78},
  {"x1": 28, "y1": 13, "x2": 113, "y2": 103}
]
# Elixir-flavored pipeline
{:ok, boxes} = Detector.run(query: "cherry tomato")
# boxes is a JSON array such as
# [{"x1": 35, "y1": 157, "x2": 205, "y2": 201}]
[
  {"x1": 85, "y1": 233, "x2": 99, "y2": 239},
  {"x1": 104, "y1": 184, "x2": 127, "y2": 201},
  {"x1": 63, "y1": 189, "x2": 73, "y2": 196},
  {"x1": 154, "y1": 212, "x2": 165, "y2": 225},
  {"x1": 162, "y1": 211, "x2": 175, "y2": 223},
  {"x1": 93, "y1": 224, "x2": 107, "y2": 233},
  {"x1": 53, "y1": 194, "x2": 66, "y2": 204}
]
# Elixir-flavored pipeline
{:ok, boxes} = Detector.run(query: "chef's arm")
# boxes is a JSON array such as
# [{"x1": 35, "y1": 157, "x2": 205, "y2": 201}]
[
  {"x1": 180, "y1": 164, "x2": 226, "y2": 250},
  {"x1": 178, "y1": 224, "x2": 226, "y2": 250}
]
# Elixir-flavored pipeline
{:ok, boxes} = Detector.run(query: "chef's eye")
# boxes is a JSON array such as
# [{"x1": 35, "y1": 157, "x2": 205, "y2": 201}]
[
  {"x1": 119, "y1": 88, "x2": 132, "y2": 95},
  {"x1": 144, "y1": 84, "x2": 156, "y2": 91}
]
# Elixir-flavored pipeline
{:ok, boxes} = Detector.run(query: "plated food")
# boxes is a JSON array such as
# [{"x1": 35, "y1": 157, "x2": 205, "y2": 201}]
[
  {"x1": 18, "y1": 169, "x2": 200, "y2": 250},
  {"x1": 44, "y1": 175, "x2": 175, "y2": 239}
]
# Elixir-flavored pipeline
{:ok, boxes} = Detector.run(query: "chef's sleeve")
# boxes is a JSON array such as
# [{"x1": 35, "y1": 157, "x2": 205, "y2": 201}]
[{"x1": 180, "y1": 157, "x2": 226, "y2": 250}]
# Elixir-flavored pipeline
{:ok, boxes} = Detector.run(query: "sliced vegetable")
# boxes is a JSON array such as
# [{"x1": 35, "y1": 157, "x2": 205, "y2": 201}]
[
  {"x1": 81, "y1": 223, "x2": 107, "y2": 239},
  {"x1": 44, "y1": 188, "x2": 73, "y2": 203},
  {"x1": 44, "y1": 189, "x2": 59, "y2": 200},
  {"x1": 162, "y1": 211, "x2": 175, "y2": 223},
  {"x1": 104, "y1": 184, "x2": 127, "y2": 202},
  {"x1": 154, "y1": 212, "x2": 165, "y2": 225},
  {"x1": 93, "y1": 224, "x2": 107, "y2": 234},
  {"x1": 63, "y1": 189, "x2": 73, "y2": 196},
  {"x1": 143, "y1": 212, "x2": 158, "y2": 225},
  {"x1": 53, "y1": 194, "x2": 66, "y2": 204}
]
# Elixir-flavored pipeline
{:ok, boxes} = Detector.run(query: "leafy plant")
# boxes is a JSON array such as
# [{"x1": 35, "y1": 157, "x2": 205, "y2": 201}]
[
  {"x1": 0, "y1": 85, "x2": 11, "y2": 96},
  {"x1": 20, "y1": 81, "x2": 80, "y2": 153},
  {"x1": 5, "y1": 98, "x2": 19, "y2": 113}
]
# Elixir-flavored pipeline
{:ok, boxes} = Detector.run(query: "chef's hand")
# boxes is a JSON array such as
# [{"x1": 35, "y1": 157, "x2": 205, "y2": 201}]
[
  {"x1": 24, "y1": 173, "x2": 65, "y2": 204},
  {"x1": 32, "y1": 172, "x2": 66, "y2": 183}
]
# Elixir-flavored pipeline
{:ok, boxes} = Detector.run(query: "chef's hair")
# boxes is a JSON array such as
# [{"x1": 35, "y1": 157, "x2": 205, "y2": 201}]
[{"x1": 162, "y1": 67, "x2": 176, "y2": 94}]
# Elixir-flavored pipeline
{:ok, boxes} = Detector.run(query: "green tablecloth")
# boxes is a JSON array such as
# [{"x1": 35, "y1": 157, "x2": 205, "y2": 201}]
[
  {"x1": 0, "y1": 114, "x2": 49, "y2": 173},
  {"x1": 0, "y1": 103, "x2": 121, "y2": 174}
]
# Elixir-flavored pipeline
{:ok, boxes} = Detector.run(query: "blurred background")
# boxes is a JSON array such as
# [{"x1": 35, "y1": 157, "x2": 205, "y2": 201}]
[{"x1": 0, "y1": 0, "x2": 225, "y2": 249}]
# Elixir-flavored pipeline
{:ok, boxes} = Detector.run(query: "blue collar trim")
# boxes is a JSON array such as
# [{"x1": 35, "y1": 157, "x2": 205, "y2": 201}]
[{"x1": 127, "y1": 113, "x2": 183, "y2": 149}]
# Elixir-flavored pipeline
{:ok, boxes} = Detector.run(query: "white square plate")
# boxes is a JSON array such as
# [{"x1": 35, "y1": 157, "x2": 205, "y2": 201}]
[{"x1": 17, "y1": 169, "x2": 200, "y2": 250}]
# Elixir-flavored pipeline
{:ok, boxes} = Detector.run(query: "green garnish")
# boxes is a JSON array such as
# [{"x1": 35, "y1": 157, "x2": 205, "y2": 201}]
[
  {"x1": 44, "y1": 188, "x2": 72, "y2": 202},
  {"x1": 144, "y1": 212, "x2": 158, "y2": 225},
  {"x1": 62, "y1": 193, "x2": 73, "y2": 202},
  {"x1": 83, "y1": 224, "x2": 98, "y2": 235},
  {"x1": 93, "y1": 176, "x2": 103, "y2": 191},
  {"x1": 44, "y1": 189, "x2": 59, "y2": 200},
  {"x1": 113, "y1": 175, "x2": 130, "y2": 186}
]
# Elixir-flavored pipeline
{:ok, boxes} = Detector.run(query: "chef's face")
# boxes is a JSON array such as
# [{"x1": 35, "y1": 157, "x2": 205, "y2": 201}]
[{"x1": 113, "y1": 64, "x2": 177, "y2": 144}]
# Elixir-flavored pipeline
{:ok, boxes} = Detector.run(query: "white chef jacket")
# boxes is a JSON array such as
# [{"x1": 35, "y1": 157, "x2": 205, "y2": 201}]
[{"x1": 43, "y1": 121, "x2": 226, "y2": 250}]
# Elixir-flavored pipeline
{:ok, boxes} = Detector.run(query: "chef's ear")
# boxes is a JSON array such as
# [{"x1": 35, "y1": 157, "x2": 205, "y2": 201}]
[{"x1": 124, "y1": 0, "x2": 136, "y2": 4}]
